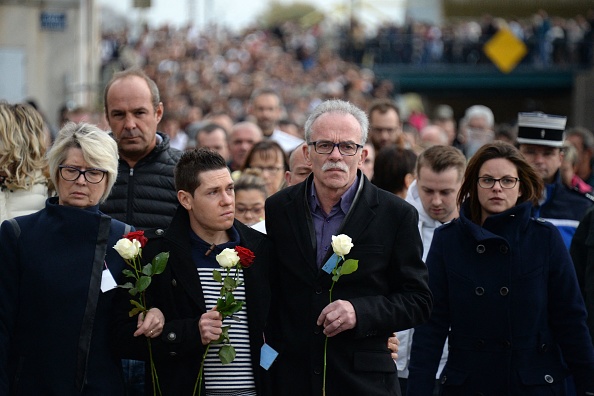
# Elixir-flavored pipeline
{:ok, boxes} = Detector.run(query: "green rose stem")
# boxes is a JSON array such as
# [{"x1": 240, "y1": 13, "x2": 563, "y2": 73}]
[
  {"x1": 127, "y1": 258, "x2": 162, "y2": 396},
  {"x1": 194, "y1": 344, "x2": 210, "y2": 396},
  {"x1": 322, "y1": 255, "x2": 358, "y2": 396},
  {"x1": 192, "y1": 263, "x2": 243, "y2": 396},
  {"x1": 115, "y1": 235, "x2": 168, "y2": 396},
  {"x1": 322, "y1": 255, "x2": 340, "y2": 396}
]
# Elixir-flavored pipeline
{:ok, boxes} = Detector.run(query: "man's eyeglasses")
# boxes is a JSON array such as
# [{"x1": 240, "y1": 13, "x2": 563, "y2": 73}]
[
  {"x1": 308, "y1": 141, "x2": 363, "y2": 156},
  {"x1": 477, "y1": 177, "x2": 519, "y2": 189},
  {"x1": 59, "y1": 165, "x2": 107, "y2": 184}
]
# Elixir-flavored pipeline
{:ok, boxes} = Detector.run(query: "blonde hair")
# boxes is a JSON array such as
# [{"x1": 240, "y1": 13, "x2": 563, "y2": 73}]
[
  {"x1": 0, "y1": 102, "x2": 48, "y2": 190},
  {"x1": 48, "y1": 122, "x2": 119, "y2": 203}
]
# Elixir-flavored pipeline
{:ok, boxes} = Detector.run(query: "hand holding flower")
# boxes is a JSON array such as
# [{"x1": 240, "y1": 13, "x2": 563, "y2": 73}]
[
  {"x1": 134, "y1": 308, "x2": 165, "y2": 338},
  {"x1": 317, "y1": 300, "x2": 357, "y2": 337},
  {"x1": 198, "y1": 307, "x2": 223, "y2": 345},
  {"x1": 194, "y1": 246, "x2": 256, "y2": 396},
  {"x1": 322, "y1": 234, "x2": 358, "y2": 396},
  {"x1": 114, "y1": 230, "x2": 169, "y2": 396}
]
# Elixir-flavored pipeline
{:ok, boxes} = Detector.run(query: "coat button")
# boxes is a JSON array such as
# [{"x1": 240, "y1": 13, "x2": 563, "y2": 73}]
[
  {"x1": 171, "y1": 279, "x2": 177, "y2": 287},
  {"x1": 314, "y1": 369, "x2": 321, "y2": 375},
  {"x1": 540, "y1": 343, "x2": 549, "y2": 353},
  {"x1": 475, "y1": 339, "x2": 485, "y2": 349},
  {"x1": 499, "y1": 245, "x2": 508, "y2": 254},
  {"x1": 314, "y1": 328, "x2": 321, "y2": 335},
  {"x1": 501, "y1": 340, "x2": 511, "y2": 349},
  {"x1": 315, "y1": 287, "x2": 322, "y2": 295},
  {"x1": 167, "y1": 332, "x2": 177, "y2": 341},
  {"x1": 169, "y1": 351, "x2": 177, "y2": 356},
  {"x1": 475, "y1": 287, "x2": 485, "y2": 296},
  {"x1": 476, "y1": 245, "x2": 486, "y2": 253},
  {"x1": 544, "y1": 374, "x2": 554, "y2": 383},
  {"x1": 500, "y1": 287, "x2": 509, "y2": 296},
  {"x1": 440, "y1": 375, "x2": 447, "y2": 384},
  {"x1": 156, "y1": 228, "x2": 164, "y2": 236}
]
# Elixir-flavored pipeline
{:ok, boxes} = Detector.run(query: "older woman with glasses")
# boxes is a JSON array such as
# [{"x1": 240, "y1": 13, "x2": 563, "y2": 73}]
[
  {"x1": 407, "y1": 141, "x2": 594, "y2": 395},
  {"x1": 0, "y1": 122, "x2": 130, "y2": 395}
]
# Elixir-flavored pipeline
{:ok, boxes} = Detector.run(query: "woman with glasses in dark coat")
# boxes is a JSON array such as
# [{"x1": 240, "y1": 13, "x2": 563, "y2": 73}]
[
  {"x1": 407, "y1": 141, "x2": 594, "y2": 395},
  {"x1": 0, "y1": 122, "x2": 130, "y2": 395}
]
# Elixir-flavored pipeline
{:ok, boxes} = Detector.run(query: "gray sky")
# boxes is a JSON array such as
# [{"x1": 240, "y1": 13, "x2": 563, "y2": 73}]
[{"x1": 96, "y1": 0, "x2": 405, "y2": 31}]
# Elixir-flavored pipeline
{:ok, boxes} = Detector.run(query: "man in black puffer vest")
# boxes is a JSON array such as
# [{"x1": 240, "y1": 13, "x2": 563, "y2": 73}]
[
  {"x1": 101, "y1": 68, "x2": 182, "y2": 396},
  {"x1": 101, "y1": 68, "x2": 182, "y2": 231}
]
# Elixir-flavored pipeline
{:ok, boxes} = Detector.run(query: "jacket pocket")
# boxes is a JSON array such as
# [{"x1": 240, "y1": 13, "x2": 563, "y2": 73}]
[
  {"x1": 353, "y1": 350, "x2": 396, "y2": 373},
  {"x1": 439, "y1": 365, "x2": 469, "y2": 386},
  {"x1": 517, "y1": 365, "x2": 567, "y2": 386}
]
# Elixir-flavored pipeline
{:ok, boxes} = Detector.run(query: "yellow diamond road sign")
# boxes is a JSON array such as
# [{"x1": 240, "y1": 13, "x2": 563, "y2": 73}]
[{"x1": 483, "y1": 28, "x2": 527, "y2": 74}]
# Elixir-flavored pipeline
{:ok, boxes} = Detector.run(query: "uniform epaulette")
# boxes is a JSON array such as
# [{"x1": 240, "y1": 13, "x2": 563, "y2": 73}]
[{"x1": 571, "y1": 186, "x2": 594, "y2": 203}]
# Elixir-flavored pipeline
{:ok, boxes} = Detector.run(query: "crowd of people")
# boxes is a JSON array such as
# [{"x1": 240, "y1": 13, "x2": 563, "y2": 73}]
[
  {"x1": 364, "y1": 10, "x2": 594, "y2": 67},
  {"x1": 2, "y1": 7, "x2": 594, "y2": 396}
]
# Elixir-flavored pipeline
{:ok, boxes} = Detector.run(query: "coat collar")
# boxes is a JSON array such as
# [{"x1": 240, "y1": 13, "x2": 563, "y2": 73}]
[
  {"x1": 458, "y1": 200, "x2": 533, "y2": 243},
  {"x1": 282, "y1": 171, "x2": 378, "y2": 275},
  {"x1": 161, "y1": 205, "x2": 264, "y2": 312}
]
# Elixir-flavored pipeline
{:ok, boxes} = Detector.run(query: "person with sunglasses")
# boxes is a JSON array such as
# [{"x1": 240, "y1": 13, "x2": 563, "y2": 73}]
[
  {"x1": 0, "y1": 122, "x2": 130, "y2": 395},
  {"x1": 407, "y1": 141, "x2": 594, "y2": 395}
]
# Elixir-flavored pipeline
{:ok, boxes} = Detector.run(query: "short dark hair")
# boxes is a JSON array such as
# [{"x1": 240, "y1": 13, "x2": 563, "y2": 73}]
[
  {"x1": 174, "y1": 148, "x2": 228, "y2": 194},
  {"x1": 458, "y1": 141, "x2": 543, "y2": 225},
  {"x1": 197, "y1": 123, "x2": 227, "y2": 139},
  {"x1": 372, "y1": 145, "x2": 417, "y2": 195},
  {"x1": 416, "y1": 145, "x2": 466, "y2": 181},
  {"x1": 367, "y1": 98, "x2": 401, "y2": 119}
]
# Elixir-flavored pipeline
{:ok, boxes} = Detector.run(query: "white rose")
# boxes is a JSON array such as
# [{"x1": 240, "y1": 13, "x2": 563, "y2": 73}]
[
  {"x1": 331, "y1": 234, "x2": 353, "y2": 258},
  {"x1": 216, "y1": 248, "x2": 240, "y2": 268},
  {"x1": 113, "y1": 238, "x2": 141, "y2": 260}
]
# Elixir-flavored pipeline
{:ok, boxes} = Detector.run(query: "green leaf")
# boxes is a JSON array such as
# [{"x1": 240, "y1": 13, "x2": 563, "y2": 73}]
[
  {"x1": 332, "y1": 275, "x2": 339, "y2": 282},
  {"x1": 129, "y1": 287, "x2": 138, "y2": 296},
  {"x1": 223, "y1": 276, "x2": 237, "y2": 290},
  {"x1": 122, "y1": 269, "x2": 135, "y2": 278},
  {"x1": 129, "y1": 307, "x2": 143, "y2": 317},
  {"x1": 136, "y1": 276, "x2": 152, "y2": 293},
  {"x1": 130, "y1": 299, "x2": 146, "y2": 311},
  {"x1": 340, "y1": 259, "x2": 359, "y2": 275},
  {"x1": 119, "y1": 282, "x2": 134, "y2": 290},
  {"x1": 213, "y1": 270, "x2": 222, "y2": 283},
  {"x1": 141, "y1": 263, "x2": 153, "y2": 276},
  {"x1": 219, "y1": 344, "x2": 236, "y2": 364},
  {"x1": 152, "y1": 252, "x2": 169, "y2": 274}
]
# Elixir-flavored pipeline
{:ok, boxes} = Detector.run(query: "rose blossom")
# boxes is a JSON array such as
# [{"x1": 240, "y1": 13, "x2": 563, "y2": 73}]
[
  {"x1": 114, "y1": 238, "x2": 141, "y2": 260},
  {"x1": 216, "y1": 248, "x2": 240, "y2": 268},
  {"x1": 124, "y1": 230, "x2": 148, "y2": 248},
  {"x1": 235, "y1": 246, "x2": 255, "y2": 268},
  {"x1": 331, "y1": 234, "x2": 353, "y2": 259}
]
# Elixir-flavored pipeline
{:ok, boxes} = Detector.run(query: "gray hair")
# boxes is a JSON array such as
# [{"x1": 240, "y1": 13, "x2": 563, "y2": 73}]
[
  {"x1": 463, "y1": 105, "x2": 494, "y2": 128},
  {"x1": 566, "y1": 127, "x2": 594, "y2": 150},
  {"x1": 304, "y1": 100, "x2": 368, "y2": 145},
  {"x1": 48, "y1": 122, "x2": 119, "y2": 203}
]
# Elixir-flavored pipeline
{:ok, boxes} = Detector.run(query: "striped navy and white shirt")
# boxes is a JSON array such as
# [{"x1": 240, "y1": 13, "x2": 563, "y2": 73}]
[{"x1": 190, "y1": 228, "x2": 256, "y2": 396}]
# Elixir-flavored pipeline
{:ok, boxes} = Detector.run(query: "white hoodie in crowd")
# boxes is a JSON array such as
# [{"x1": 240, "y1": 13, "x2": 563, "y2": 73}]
[{"x1": 397, "y1": 179, "x2": 449, "y2": 379}]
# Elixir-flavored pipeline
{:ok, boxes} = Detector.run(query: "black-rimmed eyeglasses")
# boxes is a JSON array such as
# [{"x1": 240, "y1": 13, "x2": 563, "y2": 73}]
[
  {"x1": 478, "y1": 177, "x2": 519, "y2": 189},
  {"x1": 59, "y1": 165, "x2": 107, "y2": 184},
  {"x1": 308, "y1": 140, "x2": 363, "y2": 156}
]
